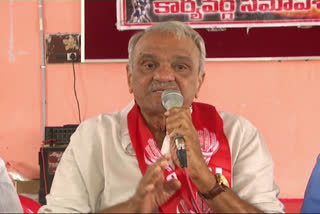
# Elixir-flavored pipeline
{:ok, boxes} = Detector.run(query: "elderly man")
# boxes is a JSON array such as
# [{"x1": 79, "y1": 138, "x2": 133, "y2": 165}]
[{"x1": 39, "y1": 21, "x2": 284, "y2": 213}]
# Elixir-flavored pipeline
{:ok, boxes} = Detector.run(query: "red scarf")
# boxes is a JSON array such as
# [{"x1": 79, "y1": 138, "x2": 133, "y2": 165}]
[{"x1": 127, "y1": 102, "x2": 232, "y2": 213}]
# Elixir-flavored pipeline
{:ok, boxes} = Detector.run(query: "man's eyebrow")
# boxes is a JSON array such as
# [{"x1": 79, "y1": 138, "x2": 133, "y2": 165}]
[
  {"x1": 136, "y1": 54, "x2": 193, "y2": 64},
  {"x1": 137, "y1": 54, "x2": 157, "y2": 60},
  {"x1": 172, "y1": 55, "x2": 193, "y2": 62}
]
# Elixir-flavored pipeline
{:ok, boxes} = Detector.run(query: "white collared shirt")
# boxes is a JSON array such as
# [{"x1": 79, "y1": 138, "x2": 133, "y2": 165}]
[{"x1": 39, "y1": 101, "x2": 284, "y2": 213}]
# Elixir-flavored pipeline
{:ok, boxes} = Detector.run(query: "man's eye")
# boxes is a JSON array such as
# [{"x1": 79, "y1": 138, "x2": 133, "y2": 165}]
[
  {"x1": 143, "y1": 62, "x2": 156, "y2": 70},
  {"x1": 175, "y1": 64, "x2": 188, "y2": 72}
]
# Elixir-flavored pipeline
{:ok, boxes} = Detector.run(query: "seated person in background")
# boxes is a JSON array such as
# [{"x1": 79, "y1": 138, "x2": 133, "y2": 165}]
[
  {"x1": 301, "y1": 154, "x2": 320, "y2": 213},
  {"x1": 39, "y1": 21, "x2": 284, "y2": 213},
  {"x1": 0, "y1": 158, "x2": 23, "y2": 213}
]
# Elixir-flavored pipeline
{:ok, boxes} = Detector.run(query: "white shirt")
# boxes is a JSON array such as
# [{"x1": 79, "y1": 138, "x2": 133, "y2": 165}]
[
  {"x1": 39, "y1": 102, "x2": 284, "y2": 213},
  {"x1": 0, "y1": 158, "x2": 23, "y2": 213}
]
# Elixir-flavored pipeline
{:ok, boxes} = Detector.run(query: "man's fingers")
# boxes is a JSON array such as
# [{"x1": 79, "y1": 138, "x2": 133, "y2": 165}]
[
  {"x1": 140, "y1": 154, "x2": 170, "y2": 191},
  {"x1": 170, "y1": 140, "x2": 181, "y2": 167},
  {"x1": 142, "y1": 165, "x2": 161, "y2": 188},
  {"x1": 165, "y1": 108, "x2": 191, "y2": 130},
  {"x1": 133, "y1": 153, "x2": 181, "y2": 213},
  {"x1": 144, "y1": 183, "x2": 154, "y2": 192},
  {"x1": 163, "y1": 179, "x2": 181, "y2": 194}
]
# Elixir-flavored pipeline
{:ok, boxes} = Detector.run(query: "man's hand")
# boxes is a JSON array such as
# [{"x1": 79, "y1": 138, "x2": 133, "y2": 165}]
[
  {"x1": 129, "y1": 154, "x2": 181, "y2": 213},
  {"x1": 165, "y1": 107, "x2": 215, "y2": 192}
]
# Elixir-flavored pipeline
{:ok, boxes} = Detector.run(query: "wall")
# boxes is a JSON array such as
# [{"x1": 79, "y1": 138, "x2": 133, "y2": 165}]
[{"x1": 1, "y1": 0, "x2": 320, "y2": 199}]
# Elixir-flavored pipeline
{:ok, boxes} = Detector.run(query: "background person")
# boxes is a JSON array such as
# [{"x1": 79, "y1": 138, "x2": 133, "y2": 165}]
[{"x1": 0, "y1": 158, "x2": 23, "y2": 213}]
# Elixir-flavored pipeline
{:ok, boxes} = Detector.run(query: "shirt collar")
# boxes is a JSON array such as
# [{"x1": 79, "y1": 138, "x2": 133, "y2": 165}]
[
  {"x1": 119, "y1": 101, "x2": 193, "y2": 156},
  {"x1": 120, "y1": 101, "x2": 135, "y2": 155}
]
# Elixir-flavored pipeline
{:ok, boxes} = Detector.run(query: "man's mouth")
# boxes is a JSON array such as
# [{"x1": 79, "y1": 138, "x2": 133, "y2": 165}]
[
  {"x1": 152, "y1": 88, "x2": 166, "y2": 93},
  {"x1": 151, "y1": 87, "x2": 177, "y2": 93}
]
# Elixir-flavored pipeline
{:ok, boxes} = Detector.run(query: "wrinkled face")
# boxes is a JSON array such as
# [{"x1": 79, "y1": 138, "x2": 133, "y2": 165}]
[{"x1": 127, "y1": 31, "x2": 205, "y2": 115}]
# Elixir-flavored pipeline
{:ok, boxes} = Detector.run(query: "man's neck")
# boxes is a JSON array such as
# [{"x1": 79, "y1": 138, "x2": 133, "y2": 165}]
[{"x1": 140, "y1": 110, "x2": 166, "y2": 149}]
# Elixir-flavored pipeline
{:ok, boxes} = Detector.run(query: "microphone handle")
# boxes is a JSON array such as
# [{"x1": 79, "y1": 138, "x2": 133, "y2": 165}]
[{"x1": 174, "y1": 135, "x2": 187, "y2": 168}]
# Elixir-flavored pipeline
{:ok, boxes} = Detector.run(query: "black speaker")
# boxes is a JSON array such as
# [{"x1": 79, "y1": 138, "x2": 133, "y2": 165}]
[
  {"x1": 38, "y1": 146, "x2": 66, "y2": 205},
  {"x1": 38, "y1": 124, "x2": 78, "y2": 205}
]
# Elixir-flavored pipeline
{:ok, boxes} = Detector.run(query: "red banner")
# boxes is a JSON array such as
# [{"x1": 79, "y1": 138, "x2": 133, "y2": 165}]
[{"x1": 117, "y1": 0, "x2": 320, "y2": 30}]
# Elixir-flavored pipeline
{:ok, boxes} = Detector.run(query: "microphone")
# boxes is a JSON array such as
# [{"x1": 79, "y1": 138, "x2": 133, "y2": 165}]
[
  {"x1": 161, "y1": 89, "x2": 187, "y2": 168},
  {"x1": 161, "y1": 89, "x2": 183, "y2": 110}
]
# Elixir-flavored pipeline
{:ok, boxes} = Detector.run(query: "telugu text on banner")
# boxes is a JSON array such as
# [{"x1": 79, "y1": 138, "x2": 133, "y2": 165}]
[{"x1": 116, "y1": 0, "x2": 320, "y2": 30}]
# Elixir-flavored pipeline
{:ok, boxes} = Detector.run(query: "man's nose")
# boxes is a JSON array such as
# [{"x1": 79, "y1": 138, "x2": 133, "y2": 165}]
[{"x1": 153, "y1": 65, "x2": 175, "y2": 82}]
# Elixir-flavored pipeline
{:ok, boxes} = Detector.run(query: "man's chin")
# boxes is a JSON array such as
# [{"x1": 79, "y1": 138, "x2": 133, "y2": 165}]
[
  {"x1": 138, "y1": 103, "x2": 165, "y2": 115},
  {"x1": 135, "y1": 95, "x2": 166, "y2": 112},
  {"x1": 150, "y1": 103, "x2": 166, "y2": 113}
]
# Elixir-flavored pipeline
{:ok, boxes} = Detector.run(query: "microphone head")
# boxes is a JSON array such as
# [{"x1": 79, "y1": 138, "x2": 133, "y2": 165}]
[{"x1": 161, "y1": 89, "x2": 184, "y2": 110}]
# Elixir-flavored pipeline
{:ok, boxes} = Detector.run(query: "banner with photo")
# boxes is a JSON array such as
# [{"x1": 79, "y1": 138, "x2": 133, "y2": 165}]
[{"x1": 117, "y1": 0, "x2": 320, "y2": 30}]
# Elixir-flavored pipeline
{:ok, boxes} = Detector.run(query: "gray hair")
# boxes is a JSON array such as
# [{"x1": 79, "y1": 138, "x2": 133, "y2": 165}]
[{"x1": 128, "y1": 21, "x2": 206, "y2": 75}]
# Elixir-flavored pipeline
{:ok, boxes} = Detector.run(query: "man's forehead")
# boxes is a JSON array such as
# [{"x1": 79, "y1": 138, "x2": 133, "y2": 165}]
[
  {"x1": 136, "y1": 53, "x2": 193, "y2": 61},
  {"x1": 137, "y1": 31, "x2": 191, "y2": 46},
  {"x1": 134, "y1": 32, "x2": 198, "y2": 54}
]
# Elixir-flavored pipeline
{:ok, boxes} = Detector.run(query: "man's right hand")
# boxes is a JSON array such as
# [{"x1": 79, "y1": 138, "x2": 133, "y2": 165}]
[{"x1": 129, "y1": 154, "x2": 181, "y2": 213}]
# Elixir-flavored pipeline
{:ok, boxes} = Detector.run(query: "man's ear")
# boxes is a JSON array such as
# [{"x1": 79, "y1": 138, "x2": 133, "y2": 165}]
[
  {"x1": 195, "y1": 72, "x2": 205, "y2": 99},
  {"x1": 126, "y1": 64, "x2": 133, "y2": 93}
]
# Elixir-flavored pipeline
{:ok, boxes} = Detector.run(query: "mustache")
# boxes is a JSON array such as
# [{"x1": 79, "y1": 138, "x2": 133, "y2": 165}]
[{"x1": 149, "y1": 82, "x2": 177, "y2": 92}]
